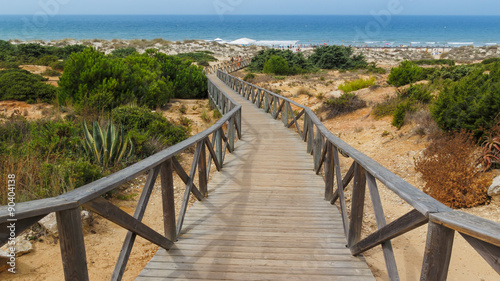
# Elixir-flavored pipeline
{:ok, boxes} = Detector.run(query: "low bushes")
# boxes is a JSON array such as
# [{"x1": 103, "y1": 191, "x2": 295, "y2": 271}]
[
  {"x1": 309, "y1": 45, "x2": 367, "y2": 70},
  {"x1": 323, "y1": 93, "x2": 366, "y2": 118},
  {"x1": 338, "y1": 77, "x2": 376, "y2": 93},
  {"x1": 414, "y1": 130, "x2": 490, "y2": 208},
  {"x1": 0, "y1": 69, "x2": 57, "y2": 103},
  {"x1": 263, "y1": 56, "x2": 289, "y2": 75},
  {"x1": 387, "y1": 61, "x2": 425, "y2": 87}
]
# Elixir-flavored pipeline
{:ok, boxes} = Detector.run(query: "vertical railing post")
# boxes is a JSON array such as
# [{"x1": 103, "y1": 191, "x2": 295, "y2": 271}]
[
  {"x1": 216, "y1": 128, "x2": 223, "y2": 167},
  {"x1": 348, "y1": 163, "x2": 366, "y2": 247},
  {"x1": 56, "y1": 207, "x2": 89, "y2": 281},
  {"x1": 282, "y1": 101, "x2": 289, "y2": 126},
  {"x1": 307, "y1": 120, "x2": 314, "y2": 154},
  {"x1": 324, "y1": 142, "x2": 334, "y2": 201},
  {"x1": 420, "y1": 222, "x2": 454, "y2": 281},
  {"x1": 198, "y1": 142, "x2": 208, "y2": 197},
  {"x1": 229, "y1": 117, "x2": 235, "y2": 151},
  {"x1": 314, "y1": 127, "x2": 322, "y2": 171},
  {"x1": 236, "y1": 108, "x2": 242, "y2": 139},
  {"x1": 161, "y1": 159, "x2": 176, "y2": 242}
]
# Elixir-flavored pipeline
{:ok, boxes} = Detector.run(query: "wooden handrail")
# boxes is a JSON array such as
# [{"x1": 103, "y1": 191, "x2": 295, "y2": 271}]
[
  {"x1": 217, "y1": 69, "x2": 500, "y2": 280},
  {"x1": 0, "y1": 58, "x2": 251, "y2": 281}
]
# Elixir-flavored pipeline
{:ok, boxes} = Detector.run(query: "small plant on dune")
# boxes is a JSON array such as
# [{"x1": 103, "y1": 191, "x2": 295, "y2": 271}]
[
  {"x1": 213, "y1": 109, "x2": 222, "y2": 119},
  {"x1": 296, "y1": 87, "x2": 311, "y2": 97},
  {"x1": 478, "y1": 118, "x2": 500, "y2": 171},
  {"x1": 338, "y1": 76, "x2": 376, "y2": 93},
  {"x1": 201, "y1": 110, "x2": 211, "y2": 122},
  {"x1": 179, "y1": 105, "x2": 187, "y2": 114},
  {"x1": 323, "y1": 93, "x2": 367, "y2": 119},
  {"x1": 82, "y1": 121, "x2": 133, "y2": 168},
  {"x1": 415, "y1": 130, "x2": 490, "y2": 209},
  {"x1": 243, "y1": 73, "x2": 256, "y2": 82}
]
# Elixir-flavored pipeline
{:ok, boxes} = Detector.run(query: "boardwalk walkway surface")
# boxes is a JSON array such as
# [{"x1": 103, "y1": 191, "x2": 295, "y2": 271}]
[{"x1": 137, "y1": 74, "x2": 375, "y2": 280}]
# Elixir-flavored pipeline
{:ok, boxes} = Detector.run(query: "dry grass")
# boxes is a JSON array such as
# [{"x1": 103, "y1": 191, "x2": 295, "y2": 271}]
[{"x1": 414, "y1": 130, "x2": 490, "y2": 208}]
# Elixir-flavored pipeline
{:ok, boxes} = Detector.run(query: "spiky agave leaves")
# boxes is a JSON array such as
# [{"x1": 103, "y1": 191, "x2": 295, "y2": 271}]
[{"x1": 83, "y1": 121, "x2": 133, "y2": 168}]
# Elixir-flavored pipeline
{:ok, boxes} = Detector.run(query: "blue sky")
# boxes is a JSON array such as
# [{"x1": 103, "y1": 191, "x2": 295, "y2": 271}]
[{"x1": 2, "y1": 0, "x2": 500, "y2": 15}]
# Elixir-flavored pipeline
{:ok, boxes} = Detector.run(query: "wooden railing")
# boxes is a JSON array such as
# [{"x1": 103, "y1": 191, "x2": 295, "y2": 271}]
[
  {"x1": 217, "y1": 69, "x2": 500, "y2": 281},
  {"x1": 0, "y1": 59, "x2": 249, "y2": 281},
  {"x1": 204, "y1": 57, "x2": 252, "y2": 74}
]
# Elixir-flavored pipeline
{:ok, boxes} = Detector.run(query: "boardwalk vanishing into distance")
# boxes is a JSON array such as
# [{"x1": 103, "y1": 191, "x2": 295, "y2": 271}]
[
  {"x1": 0, "y1": 59, "x2": 499, "y2": 281},
  {"x1": 136, "y1": 73, "x2": 375, "y2": 280}
]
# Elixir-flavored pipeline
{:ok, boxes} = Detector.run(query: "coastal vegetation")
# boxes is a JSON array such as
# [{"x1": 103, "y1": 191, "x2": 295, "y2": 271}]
[
  {"x1": 0, "y1": 41, "x2": 213, "y2": 204},
  {"x1": 249, "y1": 45, "x2": 369, "y2": 76}
]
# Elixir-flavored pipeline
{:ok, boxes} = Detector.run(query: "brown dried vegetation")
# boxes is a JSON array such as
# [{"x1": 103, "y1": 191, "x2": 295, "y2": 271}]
[{"x1": 414, "y1": 130, "x2": 490, "y2": 208}]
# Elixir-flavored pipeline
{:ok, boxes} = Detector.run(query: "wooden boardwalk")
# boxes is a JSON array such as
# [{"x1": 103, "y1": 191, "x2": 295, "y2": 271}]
[{"x1": 137, "y1": 74, "x2": 375, "y2": 280}]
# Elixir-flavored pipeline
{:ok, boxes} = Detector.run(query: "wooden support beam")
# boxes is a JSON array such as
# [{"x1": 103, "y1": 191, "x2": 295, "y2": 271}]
[
  {"x1": 333, "y1": 146, "x2": 349, "y2": 238},
  {"x1": 420, "y1": 221, "x2": 454, "y2": 281},
  {"x1": 461, "y1": 234, "x2": 500, "y2": 274},
  {"x1": 330, "y1": 162, "x2": 356, "y2": 204},
  {"x1": 83, "y1": 197, "x2": 173, "y2": 250},
  {"x1": 204, "y1": 137, "x2": 222, "y2": 173},
  {"x1": 216, "y1": 128, "x2": 223, "y2": 168},
  {"x1": 171, "y1": 157, "x2": 204, "y2": 202},
  {"x1": 176, "y1": 142, "x2": 203, "y2": 235},
  {"x1": 112, "y1": 166, "x2": 160, "y2": 281},
  {"x1": 351, "y1": 209, "x2": 427, "y2": 255},
  {"x1": 0, "y1": 215, "x2": 45, "y2": 247},
  {"x1": 366, "y1": 172, "x2": 400, "y2": 281},
  {"x1": 56, "y1": 207, "x2": 89, "y2": 281}
]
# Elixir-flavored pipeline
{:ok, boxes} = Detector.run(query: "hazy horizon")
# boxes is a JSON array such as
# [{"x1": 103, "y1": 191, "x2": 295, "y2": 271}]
[{"x1": 2, "y1": 0, "x2": 500, "y2": 16}]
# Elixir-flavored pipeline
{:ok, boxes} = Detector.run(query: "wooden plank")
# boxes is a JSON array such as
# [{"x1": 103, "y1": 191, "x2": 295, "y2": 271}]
[
  {"x1": 138, "y1": 269, "x2": 374, "y2": 281},
  {"x1": 420, "y1": 221, "x2": 454, "y2": 281},
  {"x1": 111, "y1": 166, "x2": 160, "y2": 281},
  {"x1": 430, "y1": 211, "x2": 500, "y2": 248},
  {"x1": 0, "y1": 215, "x2": 45, "y2": 247},
  {"x1": 56, "y1": 207, "x2": 89, "y2": 281},
  {"x1": 351, "y1": 209, "x2": 428, "y2": 255},
  {"x1": 142, "y1": 261, "x2": 373, "y2": 276},
  {"x1": 83, "y1": 197, "x2": 173, "y2": 250}
]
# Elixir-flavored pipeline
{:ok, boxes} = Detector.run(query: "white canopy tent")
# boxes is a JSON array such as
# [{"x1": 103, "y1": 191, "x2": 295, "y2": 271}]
[{"x1": 229, "y1": 38, "x2": 257, "y2": 46}]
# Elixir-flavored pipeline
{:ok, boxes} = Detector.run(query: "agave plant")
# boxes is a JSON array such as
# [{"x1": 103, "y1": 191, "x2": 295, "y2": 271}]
[
  {"x1": 83, "y1": 121, "x2": 133, "y2": 168},
  {"x1": 479, "y1": 134, "x2": 500, "y2": 171}
]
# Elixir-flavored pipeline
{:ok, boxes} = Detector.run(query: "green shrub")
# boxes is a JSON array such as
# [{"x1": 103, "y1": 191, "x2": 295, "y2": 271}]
[
  {"x1": 431, "y1": 63, "x2": 500, "y2": 137},
  {"x1": 49, "y1": 60, "x2": 65, "y2": 71},
  {"x1": 0, "y1": 69, "x2": 57, "y2": 103},
  {"x1": 387, "y1": 61, "x2": 425, "y2": 86},
  {"x1": 338, "y1": 77, "x2": 376, "y2": 93},
  {"x1": 427, "y1": 64, "x2": 479, "y2": 82},
  {"x1": 111, "y1": 105, "x2": 188, "y2": 151},
  {"x1": 309, "y1": 45, "x2": 367, "y2": 70},
  {"x1": 390, "y1": 85, "x2": 432, "y2": 129},
  {"x1": 366, "y1": 62, "x2": 386, "y2": 74},
  {"x1": 36, "y1": 55, "x2": 58, "y2": 66},
  {"x1": 42, "y1": 68, "x2": 61, "y2": 77},
  {"x1": 197, "y1": 60, "x2": 210, "y2": 66},
  {"x1": 0, "y1": 61, "x2": 20, "y2": 69},
  {"x1": 413, "y1": 59, "x2": 455, "y2": 66},
  {"x1": 392, "y1": 101, "x2": 411, "y2": 129},
  {"x1": 243, "y1": 73, "x2": 256, "y2": 82},
  {"x1": 176, "y1": 52, "x2": 218, "y2": 63},
  {"x1": 263, "y1": 56, "x2": 289, "y2": 75},
  {"x1": 111, "y1": 47, "x2": 138, "y2": 58},
  {"x1": 372, "y1": 96, "x2": 400, "y2": 119},
  {"x1": 248, "y1": 49, "x2": 314, "y2": 74},
  {"x1": 323, "y1": 93, "x2": 366, "y2": 118},
  {"x1": 482, "y1": 58, "x2": 500, "y2": 65}
]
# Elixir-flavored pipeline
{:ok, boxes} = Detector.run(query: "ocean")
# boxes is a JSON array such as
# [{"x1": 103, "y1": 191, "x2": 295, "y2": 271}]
[{"x1": 0, "y1": 15, "x2": 499, "y2": 47}]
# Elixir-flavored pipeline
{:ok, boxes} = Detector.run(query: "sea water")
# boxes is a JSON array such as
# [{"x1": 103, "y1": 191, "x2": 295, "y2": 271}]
[{"x1": 0, "y1": 15, "x2": 499, "y2": 47}]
